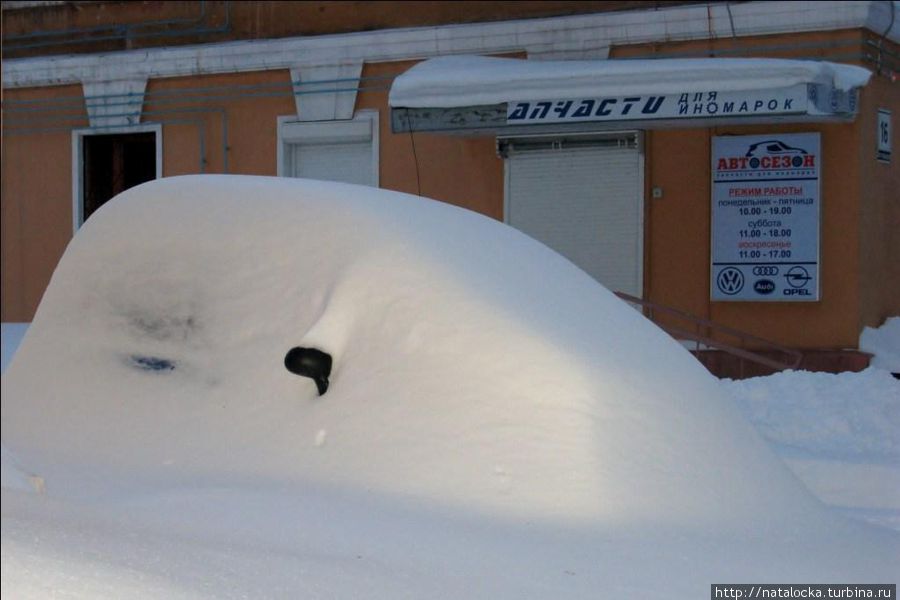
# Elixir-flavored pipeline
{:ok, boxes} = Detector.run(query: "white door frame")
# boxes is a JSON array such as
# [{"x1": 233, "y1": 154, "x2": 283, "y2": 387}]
[{"x1": 71, "y1": 122, "x2": 163, "y2": 232}]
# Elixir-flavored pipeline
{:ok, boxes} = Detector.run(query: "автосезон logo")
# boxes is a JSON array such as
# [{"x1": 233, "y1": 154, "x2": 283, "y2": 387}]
[{"x1": 717, "y1": 140, "x2": 815, "y2": 171}]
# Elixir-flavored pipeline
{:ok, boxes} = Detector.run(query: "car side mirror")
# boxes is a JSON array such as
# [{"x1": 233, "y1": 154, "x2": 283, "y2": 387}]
[{"x1": 284, "y1": 347, "x2": 332, "y2": 396}]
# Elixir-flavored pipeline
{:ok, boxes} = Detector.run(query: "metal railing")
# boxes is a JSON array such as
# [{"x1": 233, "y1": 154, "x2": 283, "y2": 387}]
[{"x1": 614, "y1": 291, "x2": 803, "y2": 376}]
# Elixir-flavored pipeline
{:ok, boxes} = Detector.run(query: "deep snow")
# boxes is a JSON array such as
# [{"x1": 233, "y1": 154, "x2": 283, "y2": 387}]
[
  {"x1": 1, "y1": 322, "x2": 27, "y2": 374},
  {"x1": 861, "y1": 317, "x2": 900, "y2": 373},
  {"x1": 2, "y1": 176, "x2": 897, "y2": 597},
  {"x1": 720, "y1": 317, "x2": 900, "y2": 533},
  {"x1": 727, "y1": 367, "x2": 899, "y2": 462}
]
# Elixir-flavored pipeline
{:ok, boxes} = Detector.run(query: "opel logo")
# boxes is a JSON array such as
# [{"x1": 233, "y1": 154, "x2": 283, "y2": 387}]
[
  {"x1": 716, "y1": 267, "x2": 745, "y2": 295},
  {"x1": 784, "y1": 266, "x2": 812, "y2": 289}
]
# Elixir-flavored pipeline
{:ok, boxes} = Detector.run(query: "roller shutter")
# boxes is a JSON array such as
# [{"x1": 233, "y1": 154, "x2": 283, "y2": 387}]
[
  {"x1": 502, "y1": 133, "x2": 643, "y2": 296},
  {"x1": 280, "y1": 114, "x2": 377, "y2": 186}
]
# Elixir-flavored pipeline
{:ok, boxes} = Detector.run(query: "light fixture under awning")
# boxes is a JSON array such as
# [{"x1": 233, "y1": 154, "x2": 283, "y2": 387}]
[{"x1": 389, "y1": 56, "x2": 872, "y2": 134}]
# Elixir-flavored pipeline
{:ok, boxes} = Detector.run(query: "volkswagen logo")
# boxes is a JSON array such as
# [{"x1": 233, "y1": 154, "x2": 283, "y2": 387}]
[{"x1": 716, "y1": 267, "x2": 745, "y2": 295}]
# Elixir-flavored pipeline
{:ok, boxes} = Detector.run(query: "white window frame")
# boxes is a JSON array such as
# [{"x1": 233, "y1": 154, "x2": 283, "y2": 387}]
[
  {"x1": 276, "y1": 110, "x2": 379, "y2": 187},
  {"x1": 501, "y1": 130, "x2": 645, "y2": 297},
  {"x1": 71, "y1": 123, "x2": 163, "y2": 232}
]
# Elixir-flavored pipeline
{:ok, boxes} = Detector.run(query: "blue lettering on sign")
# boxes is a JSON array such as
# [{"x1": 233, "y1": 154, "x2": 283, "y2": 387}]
[
  {"x1": 596, "y1": 99, "x2": 617, "y2": 116},
  {"x1": 552, "y1": 100, "x2": 573, "y2": 118},
  {"x1": 572, "y1": 100, "x2": 594, "y2": 117},
  {"x1": 529, "y1": 102, "x2": 551, "y2": 119},
  {"x1": 642, "y1": 96, "x2": 664, "y2": 114},
  {"x1": 508, "y1": 91, "x2": 800, "y2": 123},
  {"x1": 783, "y1": 288, "x2": 812, "y2": 296},
  {"x1": 508, "y1": 102, "x2": 530, "y2": 120},
  {"x1": 514, "y1": 96, "x2": 667, "y2": 119},
  {"x1": 620, "y1": 97, "x2": 640, "y2": 115}
]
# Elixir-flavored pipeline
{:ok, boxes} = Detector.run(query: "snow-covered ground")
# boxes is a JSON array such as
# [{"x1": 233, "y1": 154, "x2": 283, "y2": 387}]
[
  {"x1": 2, "y1": 176, "x2": 897, "y2": 598},
  {"x1": 1, "y1": 322, "x2": 28, "y2": 374},
  {"x1": 723, "y1": 363, "x2": 900, "y2": 533},
  {"x1": 723, "y1": 318, "x2": 899, "y2": 533}
]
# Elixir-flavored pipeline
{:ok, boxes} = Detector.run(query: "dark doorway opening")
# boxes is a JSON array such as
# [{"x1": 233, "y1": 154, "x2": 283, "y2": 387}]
[{"x1": 82, "y1": 132, "x2": 156, "y2": 222}]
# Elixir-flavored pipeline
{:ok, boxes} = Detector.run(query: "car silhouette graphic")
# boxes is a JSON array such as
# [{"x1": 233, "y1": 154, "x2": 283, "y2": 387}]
[{"x1": 745, "y1": 140, "x2": 809, "y2": 168}]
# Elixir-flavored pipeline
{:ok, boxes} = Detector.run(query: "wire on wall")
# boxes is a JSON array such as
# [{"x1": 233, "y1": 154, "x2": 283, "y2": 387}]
[
  {"x1": 405, "y1": 108, "x2": 422, "y2": 196},
  {"x1": 726, "y1": 3, "x2": 738, "y2": 39}
]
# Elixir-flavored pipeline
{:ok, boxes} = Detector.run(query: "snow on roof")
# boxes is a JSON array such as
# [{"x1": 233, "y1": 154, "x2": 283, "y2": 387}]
[{"x1": 389, "y1": 55, "x2": 872, "y2": 108}]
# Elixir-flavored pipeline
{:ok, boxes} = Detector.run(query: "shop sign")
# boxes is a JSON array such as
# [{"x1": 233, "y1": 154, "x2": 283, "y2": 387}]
[
  {"x1": 393, "y1": 85, "x2": 858, "y2": 133},
  {"x1": 507, "y1": 84, "x2": 855, "y2": 125},
  {"x1": 710, "y1": 133, "x2": 820, "y2": 302}
]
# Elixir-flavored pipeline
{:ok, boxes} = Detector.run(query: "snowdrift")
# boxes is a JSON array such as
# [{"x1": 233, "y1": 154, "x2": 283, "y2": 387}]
[
  {"x1": 0, "y1": 175, "x2": 847, "y2": 524},
  {"x1": 4, "y1": 176, "x2": 898, "y2": 594},
  {"x1": 2, "y1": 177, "x2": 897, "y2": 591}
]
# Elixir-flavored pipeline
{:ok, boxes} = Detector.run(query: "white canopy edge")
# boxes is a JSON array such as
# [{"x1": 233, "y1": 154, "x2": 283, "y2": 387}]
[{"x1": 389, "y1": 56, "x2": 873, "y2": 109}]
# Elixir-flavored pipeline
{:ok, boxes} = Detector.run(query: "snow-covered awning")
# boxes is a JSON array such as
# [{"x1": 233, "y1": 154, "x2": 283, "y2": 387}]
[{"x1": 389, "y1": 56, "x2": 872, "y2": 133}]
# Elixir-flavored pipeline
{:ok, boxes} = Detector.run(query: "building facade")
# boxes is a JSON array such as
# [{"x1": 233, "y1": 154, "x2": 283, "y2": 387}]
[{"x1": 2, "y1": 1, "x2": 898, "y2": 367}]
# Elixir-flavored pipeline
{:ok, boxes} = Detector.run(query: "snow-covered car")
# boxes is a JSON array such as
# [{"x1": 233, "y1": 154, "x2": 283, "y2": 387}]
[{"x1": 2, "y1": 176, "x2": 896, "y2": 598}]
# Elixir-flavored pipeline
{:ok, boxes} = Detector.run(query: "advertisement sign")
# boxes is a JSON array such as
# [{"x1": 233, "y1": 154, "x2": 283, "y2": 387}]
[
  {"x1": 711, "y1": 133, "x2": 820, "y2": 302},
  {"x1": 505, "y1": 84, "x2": 857, "y2": 126},
  {"x1": 508, "y1": 86, "x2": 809, "y2": 124},
  {"x1": 394, "y1": 85, "x2": 858, "y2": 133}
]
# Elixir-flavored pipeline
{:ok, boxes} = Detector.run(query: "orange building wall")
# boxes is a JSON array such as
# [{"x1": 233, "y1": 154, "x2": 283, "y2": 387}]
[
  {"x1": 1, "y1": 84, "x2": 85, "y2": 322},
  {"x1": 144, "y1": 70, "x2": 296, "y2": 177},
  {"x1": 2, "y1": 1, "x2": 699, "y2": 59},
  {"x1": 359, "y1": 60, "x2": 504, "y2": 220},
  {"x1": 646, "y1": 121, "x2": 868, "y2": 350},
  {"x1": 1, "y1": 72, "x2": 298, "y2": 322},
  {"x1": 644, "y1": 128, "x2": 712, "y2": 321},
  {"x1": 623, "y1": 29, "x2": 896, "y2": 349},
  {"x1": 857, "y1": 73, "x2": 900, "y2": 330},
  {"x1": 2, "y1": 29, "x2": 894, "y2": 351},
  {"x1": 1, "y1": 63, "x2": 504, "y2": 321},
  {"x1": 717, "y1": 121, "x2": 861, "y2": 349},
  {"x1": 611, "y1": 28, "x2": 869, "y2": 63}
]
